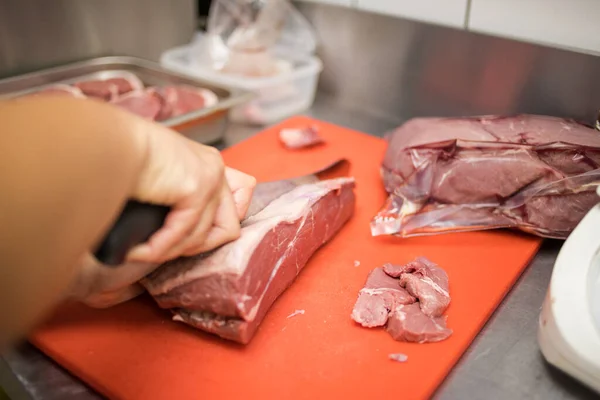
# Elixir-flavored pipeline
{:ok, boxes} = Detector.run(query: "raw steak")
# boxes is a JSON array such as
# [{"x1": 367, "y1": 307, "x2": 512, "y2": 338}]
[
  {"x1": 154, "y1": 85, "x2": 218, "y2": 121},
  {"x1": 372, "y1": 115, "x2": 600, "y2": 239},
  {"x1": 17, "y1": 73, "x2": 219, "y2": 121},
  {"x1": 75, "y1": 76, "x2": 143, "y2": 101},
  {"x1": 141, "y1": 177, "x2": 356, "y2": 344},
  {"x1": 111, "y1": 89, "x2": 162, "y2": 120},
  {"x1": 279, "y1": 126, "x2": 324, "y2": 149},
  {"x1": 351, "y1": 257, "x2": 452, "y2": 343}
]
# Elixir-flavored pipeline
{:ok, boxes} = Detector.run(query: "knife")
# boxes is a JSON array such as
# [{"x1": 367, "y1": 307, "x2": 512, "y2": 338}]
[{"x1": 93, "y1": 158, "x2": 350, "y2": 266}]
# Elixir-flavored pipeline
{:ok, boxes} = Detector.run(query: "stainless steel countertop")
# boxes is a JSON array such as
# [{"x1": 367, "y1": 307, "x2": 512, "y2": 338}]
[{"x1": 1, "y1": 94, "x2": 598, "y2": 400}]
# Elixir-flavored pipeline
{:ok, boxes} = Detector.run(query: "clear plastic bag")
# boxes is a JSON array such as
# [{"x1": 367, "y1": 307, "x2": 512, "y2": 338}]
[
  {"x1": 371, "y1": 115, "x2": 600, "y2": 239},
  {"x1": 204, "y1": 0, "x2": 316, "y2": 77}
]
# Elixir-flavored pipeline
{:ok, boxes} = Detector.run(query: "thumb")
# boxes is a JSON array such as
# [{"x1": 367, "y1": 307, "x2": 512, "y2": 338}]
[{"x1": 225, "y1": 167, "x2": 256, "y2": 219}]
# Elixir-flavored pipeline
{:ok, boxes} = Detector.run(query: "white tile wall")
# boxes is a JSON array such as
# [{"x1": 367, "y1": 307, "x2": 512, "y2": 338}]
[
  {"x1": 468, "y1": 0, "x2": 600, "y2": 54},
  {"x1": 356, "y1": 0, "x2": 468, "y2": 29},
  {"x1": 298, "y1": 0, "x2": 600, "y2": 55}
]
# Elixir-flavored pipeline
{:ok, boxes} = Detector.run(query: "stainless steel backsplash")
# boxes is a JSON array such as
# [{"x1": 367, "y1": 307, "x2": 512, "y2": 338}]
[
  {"x1": 1, "y1": 0, "x2": 599, "y2": 125},
  {"x1": 0, "y1": 0, "x2": 197, "y2": 78},
  {"x1": 295, "y1": 2, "x2": 600, "y2": 125}
]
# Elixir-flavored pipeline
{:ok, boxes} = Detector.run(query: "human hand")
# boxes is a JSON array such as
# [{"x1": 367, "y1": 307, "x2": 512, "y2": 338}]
[
  {"x1": 72, "y1": 119, "x2": 255, "y2": 308},
  {"x1": 126, "y1": 127, "x2": 256, "y2": 263}
]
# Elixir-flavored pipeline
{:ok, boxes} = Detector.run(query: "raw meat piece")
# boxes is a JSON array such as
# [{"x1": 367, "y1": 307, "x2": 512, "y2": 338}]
[
  {"x1": 385, "y1": 257, "x2": 450, "y2": 317},
  {"x1": 33, "y1": 84, "x2": 86, "y2": 98},
  {"x1": 279, "y1": 126, "x2": 324, "y2": 149},
  {"x1": 74, "y1": 81, "x2": 119, "y2": 101},
  {"x1": 386, "y1": 303, "x2": 452, "y2": 343},
  {"x1": 351, "y1": 268, "x2": 415, "y2": 327},
  {"x1": 141, "y1": 177, "x2": 356, "y2": 344},
  {"x1": 154, "y1": 85, "x2": 218, "y2": 120},
  {"x1": 388, "y1": 353, "x2": 408, "y2": 362},
  {"x1": 74, "y1": 76, "x2": 143, "y2": 101},
  {"x1": 104, "y1": 76, "x2": 144, "y2": 94},
  {"x1": 111, "y1": 89, "x2": 162, "y2": 120},
  {"x1": 372, "y1": 114, "x2": 600, "y2": 239},
  {"x1": 351, "y1": 257, "x2": 452, "y2": 343}
]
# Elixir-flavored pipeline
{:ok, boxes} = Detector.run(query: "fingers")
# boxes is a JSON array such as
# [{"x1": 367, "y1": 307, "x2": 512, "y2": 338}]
[
  {"x1": 225, "y1": 167, "x2": 257, "y2": 220},
  {"x1": 159, "y1": 191, "x2": 221, "y2": 261},
  {"x1": 181, "y1": 183, "x2": 241, "y2": 256},
  {"x1": 127, "y1": 133, "x2": 255, "y2": 264},
  {"x1": 128, "y1": 148, "x2": 224, "y2": 263},
  {"x1": 83, "y1": 284, "x2": 145, "y2": 309}
]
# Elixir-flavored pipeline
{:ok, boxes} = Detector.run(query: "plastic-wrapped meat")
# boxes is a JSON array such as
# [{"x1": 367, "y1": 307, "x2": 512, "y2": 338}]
[
  {"x1": 372, "y1": 115, "x2": 600, "y2": 239},
  {"x1": 351, "y1": 257, "x2": 452, "y2": 343},
  {"x1": 279, "y1": 126, "x2": 324, "y2": 149},
  {"x1": 111, "y1": 89, "x2": 162, "y2": 120},
  {"x1": 74, "y1": 76, "x2": 143, "y2": 101},
  {"x1": 154, "y1": 85, "x2": 218, "y2": 121},
  {"x1": 141, "y1": 177, "x2": 356, "y2": 344}
]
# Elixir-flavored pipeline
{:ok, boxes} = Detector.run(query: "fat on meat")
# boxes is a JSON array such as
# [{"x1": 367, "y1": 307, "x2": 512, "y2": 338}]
[
  {"x1": 372, "y1": 114, "x2": 600, "y2": 239},
  {"x1": 351, "y1": 257, "x2": 452, "y2": 343},
  {"x1": 33, "y1": 84, "x2": 86, "y2": 98},
  {"x1": 141, "y1": 177, "x2": 356, "y2": 344}
]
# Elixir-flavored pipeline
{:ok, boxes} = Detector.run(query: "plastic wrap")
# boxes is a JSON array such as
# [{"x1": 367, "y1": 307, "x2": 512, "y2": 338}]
[
  {"x1": 205, "y1": 0, "x2": 316, "y2": 77},
  {"x1": 371, "y1": 115, "x2": 600, "y2": 239}
]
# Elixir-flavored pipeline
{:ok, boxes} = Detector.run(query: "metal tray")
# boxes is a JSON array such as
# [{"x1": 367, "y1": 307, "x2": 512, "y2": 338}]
[{"x1": 0, "y1": 56, "x2": 253, "y2": 144}]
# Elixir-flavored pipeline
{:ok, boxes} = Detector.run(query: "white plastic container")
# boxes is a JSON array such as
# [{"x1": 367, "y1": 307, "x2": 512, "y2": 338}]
[
  {"x1": 160, "y1": 35, "x2": 323, "y2": 125},
  {"x1": 538, "y1": 185, "x2": 600, "y2": 393}
]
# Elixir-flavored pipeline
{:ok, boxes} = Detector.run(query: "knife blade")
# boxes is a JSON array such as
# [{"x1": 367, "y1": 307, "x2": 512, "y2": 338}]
[{"x1": 93, "y1": 158, "x2": 350, "y2": 266}]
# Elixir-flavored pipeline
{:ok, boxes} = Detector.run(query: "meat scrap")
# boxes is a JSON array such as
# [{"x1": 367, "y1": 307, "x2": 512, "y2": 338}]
[
  {"x1": 386, "y1": 303, "x2": 452, "y2": 343},
  {"x1": 384, "y1": 257, "x2": 450, "y2": 317},
  {"x1": 287, "y1": 309, "x2": 305, "y2": 318},
  {"x1": 350, "y1": 268, "x2": 415, "y2": 328},
  {"x1": 141, "y1": 177, "x2": 356, "y2": 344},
  {"x1": 351, "y1": 257, "x2": 452, "y2": 343},
  {"x1": 372, "y1": 115, "x2": 600, "y2": 239},
  {"x1": 388, "y1": 353, "x2": 408, "y2": 362},
  {"x1": 279, "y1": 126, "x2": 324, "y2": 149}
]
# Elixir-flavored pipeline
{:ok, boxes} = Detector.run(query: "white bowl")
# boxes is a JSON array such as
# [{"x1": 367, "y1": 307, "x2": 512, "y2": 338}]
[{"x1": 538, "y1": 186, "x2": 600, "y2": 392}]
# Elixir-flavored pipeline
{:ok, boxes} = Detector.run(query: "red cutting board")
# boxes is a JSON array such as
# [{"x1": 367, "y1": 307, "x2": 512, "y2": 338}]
[{"x1": 31, "y1": 116, "x2": 542, "y2": 400}]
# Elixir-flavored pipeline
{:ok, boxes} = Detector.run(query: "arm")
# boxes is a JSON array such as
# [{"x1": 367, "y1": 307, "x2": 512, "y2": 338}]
[
  {"x1": 0, "y1": 96, "x2": 149, "y2": 346},
  {"x1": 0, "y1": 95, "x2": 256, "y2": 350}
]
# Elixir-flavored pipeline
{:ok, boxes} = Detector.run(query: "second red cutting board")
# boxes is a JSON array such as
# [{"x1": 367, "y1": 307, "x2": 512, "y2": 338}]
[{"x1": 31, "y1": 116, "x2": 542, "y2": 400}]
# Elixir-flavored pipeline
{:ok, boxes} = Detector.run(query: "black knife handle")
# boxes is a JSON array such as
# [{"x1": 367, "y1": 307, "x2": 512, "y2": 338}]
[{"x1": 93, "y1": 200, "x2": 170, "y2": 267}]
